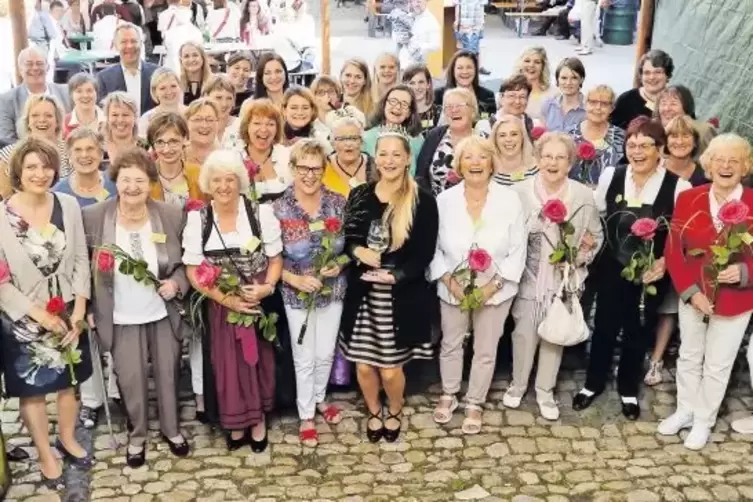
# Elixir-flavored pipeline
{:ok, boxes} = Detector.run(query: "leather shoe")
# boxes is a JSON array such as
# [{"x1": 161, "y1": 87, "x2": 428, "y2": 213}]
[
  {"x1": 572, "y1": 392, "x2": 598, "y2": 411},
  {"x1": 126, "y1": 446, "x2": 146, "y2": 468},
  {"x1": 162, "y1": 435, "x2": 190, "y2": 457},
  {"x1": 621, "y1": 402, "x2": 641, "y2": 421}
]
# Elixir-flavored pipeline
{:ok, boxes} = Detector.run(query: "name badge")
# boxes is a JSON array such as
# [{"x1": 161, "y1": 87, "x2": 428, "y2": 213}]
[
  {"x1": 95, "y1": 189, "x2": 110, "y2": 202},
  {"x1": 511, "y1": 171, "x2": 525, "y2": 181},
  {"x1": 172, "y1": 181, "x2": 189, "y2": 196},
  {"x1": 151, "y1": 232, "x2": 167, "y2": 243},
  {"x1": 645, "y1": 100, "x2": 656, "y2": 112},
  {"x1": 480, "y1": 112, "x2": 489, "y2": 119},
  {"x1": 40, "y1": 223, "x2": 57, "y2": 239},
  {"x1": 626, "y1": 198, "x2": 642, "y2": 208},
  {"x1": 243, "y1": 236, "x2": 261, "y2": 253},
  {"x1": 421, "y1": 119, "x2": 432, "y2": 129},
  {"x1": 309, "y1": 220, "x2": 325, "y2": 232}
]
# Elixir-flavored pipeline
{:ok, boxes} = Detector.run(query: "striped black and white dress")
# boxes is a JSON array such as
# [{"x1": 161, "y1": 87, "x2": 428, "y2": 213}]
[{"x1": 339, "y1": 283, "x2": 433, "y2": 368}]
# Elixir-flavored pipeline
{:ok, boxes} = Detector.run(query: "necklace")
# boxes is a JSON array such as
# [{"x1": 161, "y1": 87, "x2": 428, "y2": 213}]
[
  {"x1": 335, "y1": 155, "x2": 364, "y2": 178},
  {"x1": 159, "y1": 163, "x2": 185, "y2": 182},
  {"x1": 72, "y1": 172, "x2": 102, "y2": 194},
  {"x1": 119, "y1": 205, "x2": 148, "y2": 223}
]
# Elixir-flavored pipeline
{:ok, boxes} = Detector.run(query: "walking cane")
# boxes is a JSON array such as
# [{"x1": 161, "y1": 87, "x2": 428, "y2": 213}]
[{"x1": 89, "y1": 327, "x2": 119, "y2": 450}]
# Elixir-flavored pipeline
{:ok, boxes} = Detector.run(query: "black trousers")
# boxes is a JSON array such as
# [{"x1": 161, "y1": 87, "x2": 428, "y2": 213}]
[{"x1": 584, "y1": 255, "x2": 665, "y2": 397}]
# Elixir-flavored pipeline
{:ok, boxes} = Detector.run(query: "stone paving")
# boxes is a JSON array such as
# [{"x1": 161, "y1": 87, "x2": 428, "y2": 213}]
[{"x1": 5, "y1": 360, "x2": 753, "y2": 502}]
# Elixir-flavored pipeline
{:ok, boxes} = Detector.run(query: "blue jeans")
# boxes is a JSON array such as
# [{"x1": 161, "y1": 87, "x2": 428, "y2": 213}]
[{"x1": 456, "y1": 31, "x2": 482, "y2": 54}]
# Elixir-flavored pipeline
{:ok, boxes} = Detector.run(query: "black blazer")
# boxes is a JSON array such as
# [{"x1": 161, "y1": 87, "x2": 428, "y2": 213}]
[
  {"x1": 96, "y1": 62, "x2": 159, "y2": 114},
  {"x1": 339, "y1": 182, "x2": 439, "y2": 350},
  {"x1": 434, "y1": 85, "x2": 497, "y2": 120}
]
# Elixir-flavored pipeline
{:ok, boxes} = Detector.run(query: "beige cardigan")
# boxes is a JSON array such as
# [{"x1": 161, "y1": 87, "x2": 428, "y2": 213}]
[{"x1": 0, "y1": 193, "x2": 91, "y2": 322}]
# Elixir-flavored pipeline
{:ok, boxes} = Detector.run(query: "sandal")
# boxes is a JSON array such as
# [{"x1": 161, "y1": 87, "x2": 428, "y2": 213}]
[
  {"x1": 317, "y1": 403, "x2": 343, "y2": 424},
  {"x1": 462, "y1": 404, "x2": 483, "y2": 435},
  {"x1": 366, "y1": 408, "x2": 384, "y2": 443},
  {"x1": 299, "y1": 423, "x2": 319, "y2": 447},
  {"x1": 433, "y1": 395, "x2": 458, "y2": 424},
  {"x1": 383, "y1": 407, "x2": 403, "y2": 443}
]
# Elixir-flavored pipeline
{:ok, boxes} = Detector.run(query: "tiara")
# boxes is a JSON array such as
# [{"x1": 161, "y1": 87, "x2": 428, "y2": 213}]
[
  {"x1": 376, "y1": 124, "x2": 411, "y2": 141},
  {"x1": 325, "y1": 104, "x2": 366, "y2": 129}
]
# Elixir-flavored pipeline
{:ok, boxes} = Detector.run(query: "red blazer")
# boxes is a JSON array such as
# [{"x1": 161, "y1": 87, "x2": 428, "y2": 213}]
[{"x1": 665, "y1": 184, "x2": 753, "y2": 317}]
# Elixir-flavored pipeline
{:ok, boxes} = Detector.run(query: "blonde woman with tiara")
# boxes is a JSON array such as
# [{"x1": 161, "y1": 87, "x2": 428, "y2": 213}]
[
  {"x1": 515, "y1": 46, "x2": 555, "y2": 123},
  {"x1": 338, "y1": 126, "x2": 439, "y2": 444},
  {"x1": 340, "y1": 58, "x2": 376, "y2": 119},
  {"x1": 372, "y1": 53, "x2": 401, "y2": 102}
]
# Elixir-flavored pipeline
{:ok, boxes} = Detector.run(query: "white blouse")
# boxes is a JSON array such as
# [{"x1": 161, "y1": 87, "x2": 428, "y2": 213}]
[
  {"x1": 429, "y1": 181, "x2": 527, "y2": 306},
  {"x1": 206, "y1": 4, "x2": 242, "y2": 40},
  {"x1": 220, "y1": 117, "x2": 241, "y2": 149},
  {"x1": 248, "y1": 144, "x2": 293, "y2": 199},
  {"x1": 113, "y1": 221, "x2": 168, "y2": 325},
  {"x1": 182, "y1": 197, "x2": 282, "y2": 266},
  {"x1": 594, "y1": 165, "x2": 693, "y2": 213}
]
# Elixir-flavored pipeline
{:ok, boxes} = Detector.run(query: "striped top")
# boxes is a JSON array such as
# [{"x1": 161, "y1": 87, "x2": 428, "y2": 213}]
[{"x1": 492, "y1": 166, "x2": 539, "y2": 187}]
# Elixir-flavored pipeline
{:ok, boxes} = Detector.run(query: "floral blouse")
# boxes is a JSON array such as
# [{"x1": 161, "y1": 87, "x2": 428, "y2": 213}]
[
  {"x1": 567, "y1": 121, "x2": 626, "y2": 186},
  {"x1": 429, "y1": 131, "x2": 457, "y2": 196},
  {"x1": 272, "y1": 186, "x2": 348, "y2": 309}
]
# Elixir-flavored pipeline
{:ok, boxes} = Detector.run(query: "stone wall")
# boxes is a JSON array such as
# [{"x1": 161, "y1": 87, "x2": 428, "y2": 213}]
[{"x1": 652, "y1": 0, "x2": 753, "y2": 138}]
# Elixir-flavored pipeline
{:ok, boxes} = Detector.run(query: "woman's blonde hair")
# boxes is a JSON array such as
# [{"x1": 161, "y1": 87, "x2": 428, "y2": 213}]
[
  {"x1": 311, "y1": 75, "x2": 342, "y2": 99},
  {"x1": 340, "y1": 58, "x2": 375, "y2": 120},
  {"x1": 199, "y1": 149, "x2": 251, "y2": 194},
  {"x1": 516, "y1": 46, "x2": 551, "y2": 90},
  {"x1": 202, "y1": 73, "x2": 236, "y2": 97},
  {"x1": 179, "y1": 42, "x2": 213, "y2": 91},
  {"x1": 491, "y1": 114, "x2": 535, "y2": 169},
  {"x1": 102, "y1": 92, "x2": 138, "y2": 140},
  {"x1": 585, "y1": 84, "x2": 616, "y2": 104},
  {"x1": 372, "y1": 52, "x2": 400, "y2": 102},
  {"x1": 149, "y1": 67, "x2": 182, "y2": 104},
  {"x1": 21, "y1": 95, "x2": 64, "y2": 138},
  {"x1": 185, "y1": 97, "x2": 220, "y2": 122},
  {"x1": 443, "y1": 87, "x2": 479, "y2": 122},
  {"x1": 699, "y1": 133, "x2": 753, "y2": 177},
  {"x1": 534, "y1": 131, "x2": 577, "y2": 164},
  {"x1": 664, "y1": 115, "x2": 699, "y2": 157},
  {"x1": 451, "y1": 136, "x2": 495, "y2": 178},
  {"x1": 289, "y1": 138, "x2": 328, "y2": 172},
  {"x1": 374, "y1": 134, "x2": 417, "y2": 251}
]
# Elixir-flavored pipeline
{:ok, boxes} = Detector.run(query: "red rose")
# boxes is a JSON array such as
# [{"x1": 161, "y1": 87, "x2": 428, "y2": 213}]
[
  {"x1": 446, "y1": 169, "x2": 461, "y2": 185},
  {"x1": 577, "y1": 141, "x2": 597, "y2": 161},
  {"x1": 185, "y1": 199, "x2": 205, "y2": 212},
  {"x1": 96, "y1": 249, "x2": 115, "y2": 273},
  {"x1": 324, "y1": 217, "x2": 342, "y2": 233},
  {"x1": 46, "y1": 296, "x2": 66, "y2": 315},
  {"x1": 708, "y1": 117, "x2": 720, "y2": 129},
  {"x1": 531, "y1": 126, "x2": 547, "y2": 141},
  {"x1": 718, "y1": 200, "x2": 750, "y2": 226},
  {"x1": 542, "y1": 199, "x2": 568, "y2": 224},
  {"x1": 0, "y1": 260, "x2": 10, "y2": 285},
  {"x1": 630, "y1": 217, "x2": 659, "y2": 241},
  {"x1": 195, "y1": 261, "x2": 222, "y2": 289},
  {"x1": 468, "y1": 248, "x2": 492, "y2": 273},
  {"x1": 244, "y1": 159, "x2": 260, "y2": 180}
]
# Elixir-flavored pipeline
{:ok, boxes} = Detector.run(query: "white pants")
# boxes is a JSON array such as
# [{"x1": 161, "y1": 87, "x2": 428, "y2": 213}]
[
  {"x1": 80, "y1": 346, "x2": 120, "y2": 409},
  {"x1": 285, "y1": 301, "x2": 343, "y2": 420},
  {"x1": 676, "y1": 301, "x2": 752, "y2": 428},
  {"x1": 189, "y1": 335, "x2": 203, "y2": 396},
  {"x1": 580, "y1": 0, "x2": 598, "y2": 51}
]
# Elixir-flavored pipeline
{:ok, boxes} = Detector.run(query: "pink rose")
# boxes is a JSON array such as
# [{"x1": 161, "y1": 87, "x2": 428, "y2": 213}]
[
  {"x1": 577, "y1": 141, "x2": 597, "y2": 161},
  {"x1": 468, "y1": 248, "x2": 492, "y2": 273},
  {"x1": 531, "y1": 126, "x2": 547, "y2": 141},
  {"x1": 630, "y1": 217, "x2": 659, "y2": 241},
  {"x1": 446, "y1": 169, "x2": 461, "y2": 186},
  {"x1": 542, "y1": 199, "x2": 568, "y2": 224},
  {"x1": 195, "y1": 261, "x2": 222, "y2": 289},
  {"x1": 244, "y1": 159, "x2": 260, "y2": 180},
  {"x1": 324, "y1": 217, "x2": 342, "y2": 233},
  {"x1": 96, "y1": 249, "x2": 115, "y2": 273},
  {"x1": 718, "y1": 200, "x2": 750, "y2": 226},
  {"x1": 708, "y1": 117, "x2": 720, "y2": 129},
  {"x1": 0, "y1": 260, "x2": 10, "y2": 285},
  {"x1": 185, "y1": 199, "x2": 206, "y2": 212}
]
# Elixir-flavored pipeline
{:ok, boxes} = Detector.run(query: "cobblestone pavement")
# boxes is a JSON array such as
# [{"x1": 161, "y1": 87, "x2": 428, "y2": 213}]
[{"x1": 5, "y1": 363, "x2": 753, "y2": 502}]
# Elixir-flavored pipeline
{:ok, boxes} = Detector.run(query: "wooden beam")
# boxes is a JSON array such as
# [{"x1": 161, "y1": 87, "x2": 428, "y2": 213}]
[
  {"x1": 321, "y1": 0, "x2": 330, "y2": 74},
  {"x1": 9, "y1": 0, "x2": 28, "y2": 84},
  {"x1": 634, "y1": 0, "x2": 655, "y2": 88}
]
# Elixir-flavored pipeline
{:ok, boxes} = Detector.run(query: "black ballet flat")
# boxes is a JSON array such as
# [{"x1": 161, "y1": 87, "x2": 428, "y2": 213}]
[
  {"x1": 8, "y1": 446, "x2": 29, "y2": 462},
  {"x1": 125, "y1": 446, "x2": 146, "y2": 468},
  {"x1": 195, "y1": 410, "x2": 209, "y2": 424},
  {"x1": 55, "y1": 438, "x2": 94, "y2": 469},
  {"x1": 162, "y1": 435, "x2": 190, "y2": 457},
  {"x1": 366, "y1": 409, "x2": 384, "y2": 444},
  {"x1": 383, "y1": 408, "x2": 403, "y2": 443},
  {"x1": 572, "y1": 391, "x2": 599, "y2": 411},
  {"x1": 41, "y1": 472, "x2": 65, "y2": 491},
  {"x1": 226, "y1": 430, "x2": 249, "y2": 452},
  {"x1": 250, "y1": 426, "x2": 268, "y2": 453},
  {"x1": 621, "y1": 402, "x2": 641, "y2": 421}
]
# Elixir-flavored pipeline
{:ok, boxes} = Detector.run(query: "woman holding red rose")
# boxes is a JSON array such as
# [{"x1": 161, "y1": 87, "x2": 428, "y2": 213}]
[
  {"x1": 429, "y1": 136, "x2": 526, "y2": 433},
  {"x1": 272, "y1": 140, "x2": 347, "y2": 446},
  {"x1": 506, "y1": 132, "x2": 602, "y2": 421},
  {"x1": 661, "y1": 133, "x2": 753, "y2": 450},
  {"x1": 0, "y1": 138, "x2": 93, "y2": 488},
  {"x1": 574, "y1": 117, "x2": 691, "y2": 420}
]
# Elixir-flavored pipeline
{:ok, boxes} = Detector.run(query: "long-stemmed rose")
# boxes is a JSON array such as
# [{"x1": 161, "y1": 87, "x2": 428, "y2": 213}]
[
  {"x1": 531, "y1": 126, "x2": 547, "y2": 141},
  {"x1": 45, "y1": 296, "x2": 85, "y2": 385},
  {"x1": 245, "y1": 159, "x2": 261, "y2": 202},
  {"x1": 0, "y1": 260, "x2": 11, "y2": 285},
  {"x1": 449, "y1": 245, "x2": 495, "y2": 343},
  {"x1": 620, "y1": 217, "x2": 661, "y2": 325},
  {"x1": 577, "y1": 141, "x2": 597, "y2": 185},
  {"x1": 540, "y1": 199, "x2": 589, "y2": 268}
]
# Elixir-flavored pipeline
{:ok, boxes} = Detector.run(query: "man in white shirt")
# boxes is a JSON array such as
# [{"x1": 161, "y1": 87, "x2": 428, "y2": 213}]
[
  {"x1": 96, "y1": 23, "x2": 159, "y2": 114},
  {"x1": 398, "y1": 0, "x2": 440, "y2": 69}
]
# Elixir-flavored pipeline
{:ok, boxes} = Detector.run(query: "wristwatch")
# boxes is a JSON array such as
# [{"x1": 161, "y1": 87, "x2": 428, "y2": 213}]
[{"x1": 491, "y1": 275, "x2": 503, "y2": 291}]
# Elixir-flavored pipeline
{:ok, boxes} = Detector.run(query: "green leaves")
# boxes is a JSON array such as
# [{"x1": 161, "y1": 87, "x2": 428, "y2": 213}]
[
  {"x1": 549, "y1": 248, "x2": 565, "y2": 264},
  {"x1": 687, "y1": 248, "x2": 706, "y2": 257},
  {"x1": 645, "y1": 285, "x2": 657, "y2": 296},
  {"x1": 459, "y1": 288, "x2": 483, "y2": 312}
]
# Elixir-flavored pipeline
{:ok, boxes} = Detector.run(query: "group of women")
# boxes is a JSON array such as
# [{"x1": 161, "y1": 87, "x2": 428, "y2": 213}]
[{"x1": 0, "y1": 43, "x2": 752, "y2": 490}]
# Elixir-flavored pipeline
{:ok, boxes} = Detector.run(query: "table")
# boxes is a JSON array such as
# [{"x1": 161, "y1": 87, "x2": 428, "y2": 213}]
[
  {"x1": 58, "y1": 49, "x2": 119, "y2": 73},
  {"x1": 67, "y1": 34, "x2": 95, "y2": 50}
]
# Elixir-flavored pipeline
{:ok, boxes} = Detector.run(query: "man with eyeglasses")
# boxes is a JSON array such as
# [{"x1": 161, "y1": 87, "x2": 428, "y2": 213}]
[
  {"x1": 0, "y1": 46, "x2": 71, "y2": 145},
  {"x1": 495, "y1": 74, "x2": 534, "y2": 139}
]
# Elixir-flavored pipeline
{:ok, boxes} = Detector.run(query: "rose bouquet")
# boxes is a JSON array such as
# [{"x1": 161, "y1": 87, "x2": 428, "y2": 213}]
[
  {"x1": 620, "y1": 217, "x2": 662, "y2": 325},
  {"x1": 576, "y1": 141, "x2": 597, "y2": 185},
  {"x1": 688, "y1": 199, "x2": 753, "y2": 323},
  {"x1": 296, "y1": 217, "x2": 350, "y2": 344},
  {"x1": 192, "y1": 261, "x2": 280, "y2": 348}
]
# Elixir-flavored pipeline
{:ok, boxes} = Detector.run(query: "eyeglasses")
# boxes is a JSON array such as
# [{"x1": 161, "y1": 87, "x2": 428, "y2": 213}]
[
  {"x1": 190, "y1": 117, "x2": 217, "y2": 125},
  {"x1": 315, "y1": 89, "x2": 339, "y2": 97},
  {"x1": 641, "y1": 68, "x2": 666, "y2": 77},
  {"x1": 153, "y1": 139, "x2": 184, "y2": 150},
  {"x1": 586, "y1": 99, "x2": 612, "y2": 108},
  {"x1": 541, "y1": 154, "x2": 568, "y2": 163},
  {"x1": 711, "y1": 157, "x2": 741, "y2": 168},
  {"x1": 24, "y1": 61, "x2": 46, "y2": 69},
  {"x1": 503, "y1": 93, "x2": 528, "y2": 102},
  {"x1": 334, "y1": 135, "x2": 361, "y2": 143},
  {"x1": 295, "y1": 165, "x2": 324, "y2": 176},
  {"x1": 443, "y1": 103, "x2": 469, "y2": 112},
  {"x1": 386, "y1": 97, "x2": 411, "y2": 111},
  {"x1": 625, "y1": 141, "x2": 657, "y2": 152}
]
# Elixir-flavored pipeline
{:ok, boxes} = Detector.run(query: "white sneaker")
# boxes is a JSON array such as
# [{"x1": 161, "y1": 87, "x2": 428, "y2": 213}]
[
  {"x1": 538, "y1": 399, "x2": 560, "y2": 421},
  {"x1": 684, "y1": 424, "x2": 711, "y2": 450},
  {"x1": 502, "y1": 390, "x2": 522, "y2": 409},
  {"x1": 657, "y1": 411, "x2": 693, "y2": 435},
  {"x1": 731, "y1": 416, "x2": 753, "y2": 434}
]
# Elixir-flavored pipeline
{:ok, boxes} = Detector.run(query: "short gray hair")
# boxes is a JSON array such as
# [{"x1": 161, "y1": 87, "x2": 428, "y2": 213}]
[
  {"x1": 101, "y1": 91, "x2": 138, "y2": 139},
  {"x1": 17, "y1": 46, "x2": 47, "y2": 70},
  {"x1": 330, "y1": 116, "x2": 364, "y2": 135},
  {"x1": 199, "y1": 149, "x2": 251, "y2": 195},
  {"x1": 114, "y1": 22, "x2": 142, "y2": 44}
]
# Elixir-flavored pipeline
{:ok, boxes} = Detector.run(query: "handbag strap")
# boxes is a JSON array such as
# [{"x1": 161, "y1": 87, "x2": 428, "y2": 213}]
[
  {"x1": 212, "y1": 8, "x2": 231, "y2": 39},
  {"x1": 555, "y1": 261, "x2": 571, "y2": 298}
]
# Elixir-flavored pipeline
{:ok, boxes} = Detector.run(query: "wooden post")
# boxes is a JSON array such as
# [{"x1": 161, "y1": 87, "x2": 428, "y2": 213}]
[
  {"x1": 9, "y1": 0, "x2": 28, "y2": 84},
  {"x1": 321, "y1": 0, "x2": 330, "y2": 75},
  {"x1": 633, "y1": 0, "x2": 655, "y2": 88}
]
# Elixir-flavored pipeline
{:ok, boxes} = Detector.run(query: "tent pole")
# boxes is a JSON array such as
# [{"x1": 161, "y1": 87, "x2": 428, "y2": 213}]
[
  {"x1": 321, "y1": 0, "x2": 330, "y2": 74},
  {"x1": 633, "y1": 0, "x2": 655, "y2": 88},
  {"x1": 10, "y1": 0, "x2": 28, "y2": 84}
]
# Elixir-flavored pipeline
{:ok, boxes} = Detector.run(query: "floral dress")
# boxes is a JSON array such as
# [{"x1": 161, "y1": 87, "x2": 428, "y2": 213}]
[{"x1": 0, "y1": 198, "x2": 92, "y2": 397}]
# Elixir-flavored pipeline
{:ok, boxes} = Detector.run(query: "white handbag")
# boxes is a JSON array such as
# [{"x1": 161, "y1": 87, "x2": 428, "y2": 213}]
[{"x1": 538, "y1": 263, "x2": 590, "y2": 347}]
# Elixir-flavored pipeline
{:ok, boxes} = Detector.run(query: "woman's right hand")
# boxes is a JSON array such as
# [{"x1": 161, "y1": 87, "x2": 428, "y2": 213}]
[
  {"x1": 223, "y1": 295, "x2": 260, "y2": 315},
  {"x1": 39, "y1": 312, "x2": 69, "y2": 336},
  {"x1": 354, "y1": 247, "x2": 381, "y2": 268},
  {"x1": 690, "y1": 291, "x2": 714, "y2": 317},
  {"x1": 291, "y1": 274, "x2": 323, "y2": 294},
  {"x1": 443, "y1": 276, "x2": 465, "y2": 302}
]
